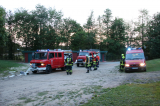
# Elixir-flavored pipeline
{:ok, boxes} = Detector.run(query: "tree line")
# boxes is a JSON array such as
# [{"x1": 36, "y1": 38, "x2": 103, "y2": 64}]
[{"x1": 0, "y1": 4, "x2": 160, "y2": 60}]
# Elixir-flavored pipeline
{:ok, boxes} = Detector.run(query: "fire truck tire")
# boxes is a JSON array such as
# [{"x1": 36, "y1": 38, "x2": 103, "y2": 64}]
[
  {"x1": 77, "y1": 63, "x2": 79, "y2": 67},
  {"x1": 125, "y1": 70, "x2": 129, "y2": 73},
  {"x1": 61, "y1": 67, "x2": 66, "y2": 71},
  {"x1": 46, "y1": 65, "x2": 51, "y2": 74},
  {"x1": 32, "y1": 71, "x2": 37, "y2": 74}
]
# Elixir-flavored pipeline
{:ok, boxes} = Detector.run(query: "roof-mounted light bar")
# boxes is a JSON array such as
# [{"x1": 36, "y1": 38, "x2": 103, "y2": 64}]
[{"x1": 127, "y1": 47, "x2": 142, "y2": 51}]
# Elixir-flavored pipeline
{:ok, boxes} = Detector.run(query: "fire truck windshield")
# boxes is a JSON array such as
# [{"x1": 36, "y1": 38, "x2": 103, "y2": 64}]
[
  {"x1": 79, "y1": 52, "x2": 89, "y2": 56},
  {"x1": 126, "y1": 53, "x2": 145, "y2": 60},
  {"x1": 35, "y1": 52, "x2": 47, "y2": 59}
]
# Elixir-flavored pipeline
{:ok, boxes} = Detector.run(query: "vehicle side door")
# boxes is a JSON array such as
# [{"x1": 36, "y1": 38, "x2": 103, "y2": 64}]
[{"x1": 49, "y1": 52, "x2": 56, "y2": 69}]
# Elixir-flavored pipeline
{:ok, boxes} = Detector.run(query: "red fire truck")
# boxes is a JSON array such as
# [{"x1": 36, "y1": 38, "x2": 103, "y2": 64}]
[
  {"x1": 75, "y1": 49, "x2": 98, "y2": 67},
  {"x1": 30, "y1": 49, "x2": 72, "y2": 74},
  {"x1": 125, "y1": 48, "x2": 146, "y2": 72}
]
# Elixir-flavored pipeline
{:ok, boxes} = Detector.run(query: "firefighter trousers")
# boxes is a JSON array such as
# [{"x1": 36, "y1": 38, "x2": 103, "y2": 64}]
[
  {"x1": 93, "y1": 62, "x2": 97, "y2": 70},
  {"x1": 66, "y1": 65, "x2": 72, "y2": 73}
]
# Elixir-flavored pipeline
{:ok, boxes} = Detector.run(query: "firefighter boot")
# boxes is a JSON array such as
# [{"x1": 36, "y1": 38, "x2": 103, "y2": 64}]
[
  {"x1": 67, "y1": 72, "x2": 69, "y2": 75},
  {"x1": 89, "y1": 67, "x2": 92, "y2": 71},
  {"x1": 86, "y1": 70, "x2": 89, "y2": 73},
  {"x1": 70, "y1": 72, "x2": 72, "y2": 75}
]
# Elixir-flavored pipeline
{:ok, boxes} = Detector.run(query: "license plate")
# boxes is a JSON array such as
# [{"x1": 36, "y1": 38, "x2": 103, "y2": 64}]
[{"x1": 132, "y1": 67, "x2": 138, "y2": 69}]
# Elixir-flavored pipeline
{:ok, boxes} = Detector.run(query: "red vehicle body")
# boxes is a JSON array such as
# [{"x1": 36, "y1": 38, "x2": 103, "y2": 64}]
[
  {"x1": 75, "y1": 50, "x2": 97, "y2": 67},
  {"x1": 125, "y1": 48, "x2": 146, "y2": 72},
  {"x1": 30, "y1": 49, "x2": 71, "y2": 74}
]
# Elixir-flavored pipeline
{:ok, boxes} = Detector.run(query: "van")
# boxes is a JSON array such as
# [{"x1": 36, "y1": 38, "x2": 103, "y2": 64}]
[{"x1": 125, "y1": 48, "x2": 146, "y2": 72}]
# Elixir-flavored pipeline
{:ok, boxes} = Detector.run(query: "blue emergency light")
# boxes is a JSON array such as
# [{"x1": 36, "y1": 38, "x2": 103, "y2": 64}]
[
  {"x1": 37, "y1": 50, "x2": 39, "y2": 52},
  {"x1": 137, "y1": 48, "x2": 141, "y2": 49},
  {"x1": 47, "y1": 49, "x2": 49, "y2": 51},
  {"x1": 127, "y1": 48, "x2": 131, "y2": 51}
]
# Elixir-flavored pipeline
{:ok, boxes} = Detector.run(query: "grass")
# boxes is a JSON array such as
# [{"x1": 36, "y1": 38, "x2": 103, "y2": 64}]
[
  {"x1": 37, "y1": 91, "x2": 49, "y2": 96},
  {"x1": 0, "y1": 60, "x2": 25, "y2": 74},
  {"x1": 146, "y1": 58, "x2": 160, "y2": 72},
  {"x1": 82, "y1": 81, "x2": 160, "y2": 106}
]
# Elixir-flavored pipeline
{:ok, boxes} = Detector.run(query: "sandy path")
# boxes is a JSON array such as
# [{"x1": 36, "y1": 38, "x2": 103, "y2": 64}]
[{"x1": 0, "y1": 62, "x2": 160, "y2": 106}]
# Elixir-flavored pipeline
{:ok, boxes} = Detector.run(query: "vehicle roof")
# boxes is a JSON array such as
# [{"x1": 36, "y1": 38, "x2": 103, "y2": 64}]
[
  {"x1": 126, "y1": 49, "x2": 144, "y2": 54},
  {"x1": 80, "y1": 51, "x2": 96, "y2": 53},
  {"x1": 35, "y1": 51, "x2": 64, "y2": 53}
]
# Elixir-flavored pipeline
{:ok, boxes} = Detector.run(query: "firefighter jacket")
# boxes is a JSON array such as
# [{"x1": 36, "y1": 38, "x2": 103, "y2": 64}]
[
  {"x1": 92, "y1": 57, "x2": 98, "y2": 64},
  {"x1": 120, "y1": 56, "x2": 125, "y2": 65},
  {"x1": 96, "y1": 55, "x2": 100, "y2": 61},
  {"x1": 86, "y1": 56, "x2": 92, "y2": 67},
  {"x1": 65, "y1": 58, "x2": 73, "y2": 66}
]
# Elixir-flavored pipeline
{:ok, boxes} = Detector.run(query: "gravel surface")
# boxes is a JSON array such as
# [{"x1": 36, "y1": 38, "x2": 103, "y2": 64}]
[{"x1": 0, "y1": 62, "x2": 160, "y2": 106}]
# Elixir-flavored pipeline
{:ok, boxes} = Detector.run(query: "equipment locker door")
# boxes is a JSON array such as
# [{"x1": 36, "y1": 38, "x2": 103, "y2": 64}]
[{"x1": 58, "y1": 52, "x2": 63, "y2": 67}]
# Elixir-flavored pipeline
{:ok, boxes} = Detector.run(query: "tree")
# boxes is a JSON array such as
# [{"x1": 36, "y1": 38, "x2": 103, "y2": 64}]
[
  {"x1": 105, "y1": 18, "x2": 127, "y2": 55},
  {"x1": 60, "y1": 18, "x2": 82, "y2": 49},
  {"x1": 83, "y1": 11, "x2": 97, "y2": 49},
  {"x1": 0, "y1": 6, "x2": 6, "y2": 58},
  {"x1": 6, "y1": 10, "x2": 16, "y2": 59},
  {"x1": 14, "y1": 4, "x2": 63, "y2": 50},
  {"x1": 146, "y1": 12, "x2": 160, "y2": 59},
  {"x1": 134, "y1": 9, "x2": 150, "y2": 49},
  {"x1": 103, "y1": 8, "x2": 112, "y2": 36},
  {"x1": 71, "y1": 30, "x2": 87, "y2": 50}
]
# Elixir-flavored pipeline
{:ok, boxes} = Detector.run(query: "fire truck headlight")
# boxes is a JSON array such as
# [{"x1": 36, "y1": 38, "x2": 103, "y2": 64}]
[
  {"x1": 30, "y1": 63, "x2": 32, "y2": 66},
  {"x1": 140, "y1": 63, "x2": 145, "y2": 67},
  {"x1": 125, "y1": 64, "x2": 130, "y2": 67},
  {"x1": 41, "y1": 63, "x2": 45, "y2": 66}
]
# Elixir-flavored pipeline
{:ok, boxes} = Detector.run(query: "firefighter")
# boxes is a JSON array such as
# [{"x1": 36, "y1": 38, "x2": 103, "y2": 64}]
[
  {"x1": 120, "y1": 54, "x2": 125, "y2": 71},
  {"x1": 85, "y1": 54, "x2": 90, "y2": 73},
  {"x1": 96, "y1": 53, "x2": 100, "y2": 67},
  {"x1": 65, "y1": 54, "x2": 73, "y2": 75},
  {"x1": 93, "y1": 54, "x2": 98, "y2": 70},
  {"x1": 89, "y1": 53, "x2": 93, "y2": 71}
]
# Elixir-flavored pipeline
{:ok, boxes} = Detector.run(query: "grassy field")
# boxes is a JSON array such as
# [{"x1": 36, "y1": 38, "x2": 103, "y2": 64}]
[
  {"x1": 82, "y1": 81, "x2": 160, "y2": 106},
  {"x1": 82, "y1": 59, "x2": 160, "y2": 106},
  {"x1": 146, "y1": 58, "x2": 160, "y2": 72},
  {"x1": 0, "y1": 60, "x2": 26, "y2": 76}
]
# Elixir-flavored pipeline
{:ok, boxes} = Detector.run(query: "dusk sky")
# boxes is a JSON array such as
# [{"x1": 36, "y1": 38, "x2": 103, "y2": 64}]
[{"x1": 1, "y1": 0, "x2": 160, "y2": 25}]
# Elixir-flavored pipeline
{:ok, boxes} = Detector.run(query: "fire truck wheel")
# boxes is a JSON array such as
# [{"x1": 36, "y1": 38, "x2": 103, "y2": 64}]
[
  {"x1": 61, "y1": 67, "x2": 66, "y2": 71},
  {"x1": 77, "y1": 63, "x2": 79, "y2": 67},
  {"x1": 46, "y1": 65, "x2": 51, "y2": 74},
  {"x1": 32, "y1": 71, "x2": 37, "y2": 74}
]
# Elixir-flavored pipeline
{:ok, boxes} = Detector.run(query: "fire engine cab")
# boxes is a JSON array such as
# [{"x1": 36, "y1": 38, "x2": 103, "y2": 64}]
[
  {"x1": 75, "y1": 50, "x2": 97, "y2": 67},
  {"x1": 30, "y1": 49, "x2": 72, "y2": 74},
  {"x1": 125, "y1": 48, "x2": 146, "y2": 72}
]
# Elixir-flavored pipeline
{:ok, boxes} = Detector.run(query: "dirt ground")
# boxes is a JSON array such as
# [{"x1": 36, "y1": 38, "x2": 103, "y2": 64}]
[{"x1": 0, "y1": 62, "x2": 160, "y2": 106}]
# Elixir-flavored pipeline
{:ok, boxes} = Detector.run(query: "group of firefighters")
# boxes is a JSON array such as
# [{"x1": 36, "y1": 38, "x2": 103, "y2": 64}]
[
  {"x1": 85, "y1": 53, "x2": 100, "y2": 73},
  {"x1": 65, "y1": 53, "x2": 125, "y2": 75},
  {"x1": 65, "y1": 53, "x2": 100, "y2": 75}
]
